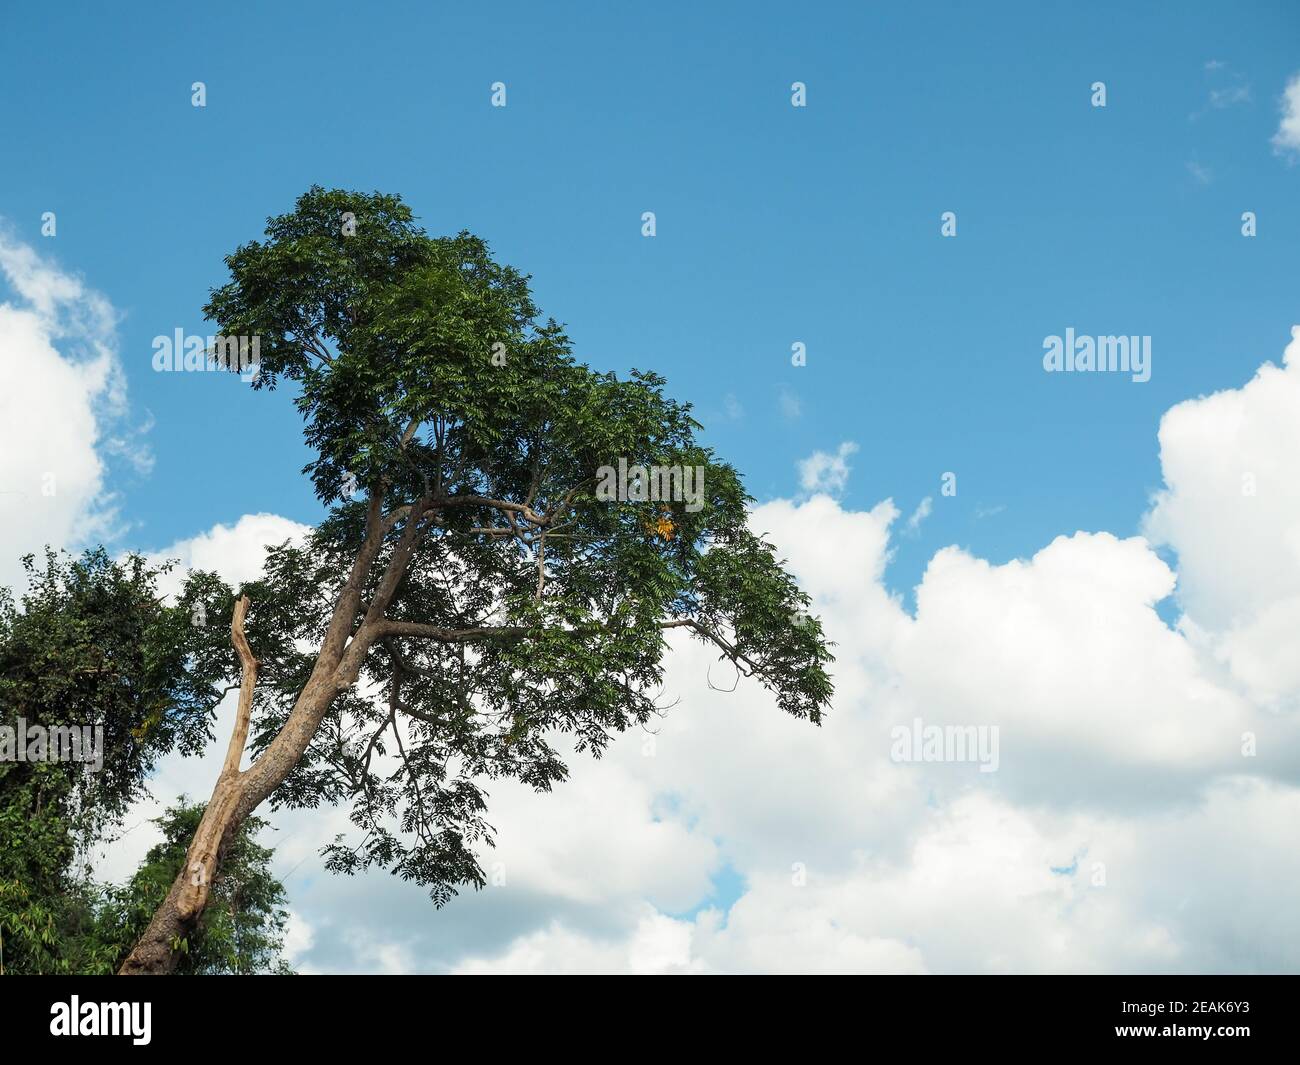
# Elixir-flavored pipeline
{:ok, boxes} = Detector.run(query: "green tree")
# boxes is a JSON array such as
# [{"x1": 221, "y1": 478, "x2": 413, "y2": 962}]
[
  {"x1": 0, "y1": 770, "x2": 106, "y2": 974},
  {"x1": 120, "y1": 187, "x2": 834, "y2": 974},
  {"x1": 98, "y1": 801, "x2": 293, "y2": 974},
  {"x1": 0, "y1": 549, "x2": 228, "y2": 973}
]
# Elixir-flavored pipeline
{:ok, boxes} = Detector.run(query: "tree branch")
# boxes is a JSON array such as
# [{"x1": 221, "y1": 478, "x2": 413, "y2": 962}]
[
  {"x1": 321, "y1": 492, "x2": 388, "y2": 662},
  {"x1": 429, "y1": 494, "x2": 550, "y2": 526},
  {"x1": 220, "y1": 594, "x2": 257, "y2": 781},
  {"x1": 378, "y1": 621, "x2": 532, "y2": 642},
  {"x1": 660, "y1": 617, "x2": 773, "y2": 683}
]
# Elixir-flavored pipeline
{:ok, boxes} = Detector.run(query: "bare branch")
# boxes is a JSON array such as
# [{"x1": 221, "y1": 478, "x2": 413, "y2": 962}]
[
  {"x1": 321, "y1": 492, "x2": 387, "y2": 662},
  {"x1": 659, "y1": 617, "x2": 771, "y2": 683},
  {"x1": 379, "y1": 621, "x2": 532, "y2": 642},
  {"x1": 430, "y1": 493, "x2": 549, "y2": 526},
  {"x1": 220, "y1": 594, "x2": 258, "y2": 781}
]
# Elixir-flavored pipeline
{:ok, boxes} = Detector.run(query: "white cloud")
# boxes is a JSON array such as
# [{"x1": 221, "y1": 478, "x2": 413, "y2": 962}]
[
  {"x1": 142, "y1": 511, "x2": 311, "y2": 602},
  {"x1": 797, "y1": 440, "x2": 858, "y2": 496},
  {"x1": 453, "y1": 911, "x2": 705, "y2": 974},
  {"x1": 904, "y1": 495, "x2": 932, "y2": 533},
  {"x1": 1145, "y1": 326, "x2": 1300, "y2": 708},
  {"x1": 106, "y1": 329, "x2": 1300, "y2": 975},
  {"x1": 461, "y1": 776, "x2": 1300, "y2": 974},
  {"x1": 897, "y1": 535, "x2": 1260, "y2": 812},
  {"x1": 0, "y1": 231, "x2": 138, "y2": 592},
  {"x1": 282, "y1": 910, "x2": 316, "y2": 965},
  {"x1": 1272, "y1": 72, "x2": 1300, "y2": 157}
]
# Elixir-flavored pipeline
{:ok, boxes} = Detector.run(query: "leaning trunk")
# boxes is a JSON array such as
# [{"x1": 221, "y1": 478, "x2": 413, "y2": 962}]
[
  {"x1": 119, "y1": 595, "x2": 346, "y2": 974},
  {"x1": 120, "y1": 497, "x2": 404, "y2": 974},
  {"x1": 118, "y1": 669, "x2": 341, "y2": 973},
  {"x1": 115, "y1": 775, "x2": 248, "y2": 974}
]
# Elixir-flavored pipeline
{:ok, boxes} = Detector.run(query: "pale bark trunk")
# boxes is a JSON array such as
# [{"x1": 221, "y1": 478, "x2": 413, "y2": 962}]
[
  {"x1": 118, "y1": 593, "x2": 349, "y2": 975},
  {"x1": 118, "y1": 666, "x2": 342, "y2": 974},
  {"x1": 118, "y1": 495, "x2": 415, "y2": 974}
]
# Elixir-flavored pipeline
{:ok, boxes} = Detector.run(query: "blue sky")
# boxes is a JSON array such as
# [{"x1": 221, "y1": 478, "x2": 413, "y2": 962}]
[
  {"x1": 2, "y1": 0, "x2": 1297, "y2": 600},
  {"x1": 5, "y1": 1, "x2": 1300, "y2": 975}
]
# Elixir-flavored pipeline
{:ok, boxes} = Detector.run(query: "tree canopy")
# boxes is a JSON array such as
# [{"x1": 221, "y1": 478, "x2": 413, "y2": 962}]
[{"x1": 173, "y1": 186, "x2": 835, "y2": 907}]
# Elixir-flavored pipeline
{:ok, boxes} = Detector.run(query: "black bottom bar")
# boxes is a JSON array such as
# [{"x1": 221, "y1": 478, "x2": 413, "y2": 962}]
[{"x1": 2, "y1": 975, "x2": 1294, "y2": 1052}]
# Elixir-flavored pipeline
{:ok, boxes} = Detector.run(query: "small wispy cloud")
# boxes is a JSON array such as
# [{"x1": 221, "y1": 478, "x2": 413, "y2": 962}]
[
  {"x1": 1190, "y1": 61, "x2": 1251, "y2": 121},
  {"x1": 904, "y1": 496, "x2": 932, "y2": 535},
  {"x1": 1208, "y1": 83, "x2": 1251, "y2": 109},
  {"x1": 798, "y1": 441, "x2": 858, "y2": 496},
  {"x1": 778, "y1": 385, "x2": 802, "y2": 420},
  {"x1": 1186, "y1": 160, "x2": 1213, "y2": 185}
]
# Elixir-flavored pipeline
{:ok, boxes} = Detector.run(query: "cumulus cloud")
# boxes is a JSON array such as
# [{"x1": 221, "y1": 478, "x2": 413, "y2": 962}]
[
  {"x1": 1272, "y1": 72, "x2": 1300, "y2": 157},
  {"x1": 440, "y1": 524, "x2": 1293, "y2": 971},
  {"x1": 435, "y1": 329, "x2": 1300, "y2": 974},
  {"x1": 451, "y1": 776, "x2": 1300, "y2": 974},
  {"x1": 1145, "y1": 326, "x2": 1300, "y2": 709},
  {"x1": 141, "y1": 511, "x2": 311, "y2": 602},
  {"x1": 107, "y1": 329, "x2": 1300, "y2": 974},
  {"x1": 453, "y1": 912, "x2": 705, "y2": 975},
  {"x1": 0, "y1": 231, "x2": 139, "y2": 591}
]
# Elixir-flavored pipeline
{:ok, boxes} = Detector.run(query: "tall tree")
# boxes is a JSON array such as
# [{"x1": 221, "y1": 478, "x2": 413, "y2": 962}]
[{"x1": 121, "y1": 187, "x2": 834, "y2": 974}]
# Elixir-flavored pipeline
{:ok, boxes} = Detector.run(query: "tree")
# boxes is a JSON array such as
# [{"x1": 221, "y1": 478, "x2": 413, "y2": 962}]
[
  {"x1": 98, "y1": 801, "x2": 293, "y2": 974},
  {"x1": 0, "y1": 549, "x2": 228, "y2": 973},
  {"x1": 120, "y1": 187, "x2": 834, "y2": 974},
  {"x1": 0, "y1": 773, "x2": 105, "y2": 975}
]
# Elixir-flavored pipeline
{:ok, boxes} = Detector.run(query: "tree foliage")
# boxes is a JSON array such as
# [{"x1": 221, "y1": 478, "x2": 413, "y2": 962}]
[
  {"x1": 0, "y1": 550, "x2": 213, "y2": 973},
  {"x1": 186, "y1": 186, "x2": 835, "y2": 903},
  {"x1": 97, "y1": 801, "x2": 293, "y2": 975},
  {"x1": 0, "y1": 551, "x2": 288, "y2": 973},
  {"x1": 0, "y1": 549, "x2": 220, "y2": 828}
]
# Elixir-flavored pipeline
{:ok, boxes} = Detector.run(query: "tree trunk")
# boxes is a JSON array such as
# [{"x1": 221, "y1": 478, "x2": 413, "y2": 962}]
[
  {"x1": 119, "y1": 498, "x2": 400, "y2": 974},
  {"x1": 118, "y1": 668, "x2": 342, "y2": 974},
  {"x1": 115, "y1": 776, "x2": 246, "y2": 974},
  {"x1": 118, "y1": 591, "x2": 349, "y2": 974}
]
